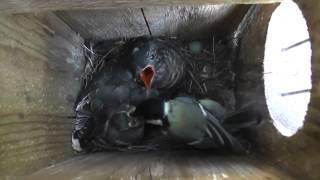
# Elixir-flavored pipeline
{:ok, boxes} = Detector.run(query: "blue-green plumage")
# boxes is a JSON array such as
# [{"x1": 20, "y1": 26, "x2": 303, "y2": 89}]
[
  {"x1": 164, "y1": 97, "x2": 208, "y2": 143},
  {"x1": 134, "y1": 96, "x2": 261, "y2": 152}
]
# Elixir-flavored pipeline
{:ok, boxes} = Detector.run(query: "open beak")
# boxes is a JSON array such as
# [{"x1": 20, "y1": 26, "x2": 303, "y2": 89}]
[{"x1": 140, "y1": 65, "x2": 155, "y2": 90}]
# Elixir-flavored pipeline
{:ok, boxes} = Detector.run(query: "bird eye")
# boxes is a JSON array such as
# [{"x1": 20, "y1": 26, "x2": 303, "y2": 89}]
[{"x1": 151, "y1": 54, "x2": 155, "y2": 59}]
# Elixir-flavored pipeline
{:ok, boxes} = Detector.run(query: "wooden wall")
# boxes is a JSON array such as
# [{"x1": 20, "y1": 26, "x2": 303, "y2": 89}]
[
  {"x1": 26, "y1": 151, "x2": 292, "y2": 179},
  {"x1": 236, "y1": 1, "x2": 320, "y2": 179},
  {"x1": 0, "y1": 13, "x2": 84, "y2": 176},
  {"x1": 56, "y1": 5, "x2": 249, "y2": 40},
  {"x1": 0, "y1": 0, "x2": 281, "y2": 14},
  {"x1": 1, "y1": 0, "x2": 320, "y2": 179}
]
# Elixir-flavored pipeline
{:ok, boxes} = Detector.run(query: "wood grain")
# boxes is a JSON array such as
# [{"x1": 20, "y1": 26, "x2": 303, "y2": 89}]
[
  {"x1": 26, "y1": 151, "x2": 292, "y2": 180},
  {"x1": 56, "y1": 8, "x2": 148, "y2": 41},
  {"x1": 236, "y1": 2, "x2": 320, "y2": 180},
  {"x1": 56, "y1": 5, "x2": 249, "y2": 40},
  {"x1": 0, "y1": 13, "x2": 83, "y2": 176},
  {"x1": 0, "y1": 0, "x2": 282, "y2": 14},
  {"x1": 143, "y1": 4, "x2": 249, "y2": 39}
]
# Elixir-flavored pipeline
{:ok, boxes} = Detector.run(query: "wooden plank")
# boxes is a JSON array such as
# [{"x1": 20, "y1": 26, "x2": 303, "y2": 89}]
[
  {"x1": 56, "y1": 9, "x2": 148, "y2": 40},
  {"x1": 143, "y1": 4, "x2": 250, "y2": 39},
  {"x1": 0, "y1": 0, "x2": 282, "y2": 14},
  {"x1": 26, "y1": 151, "x2": 293, "y2": 179},
  {"x1": 236, "y1": 2, "x2": 320, "y2": 180},
  {"x1": 56, "y1": 5, "x2": 249, "y2": 40},
  {"x1": 0, "y1": 13, "x2": 83, "y2": 116},
  {"x1": 0, "y1": 13, "x2": 83, "y2": 176}
]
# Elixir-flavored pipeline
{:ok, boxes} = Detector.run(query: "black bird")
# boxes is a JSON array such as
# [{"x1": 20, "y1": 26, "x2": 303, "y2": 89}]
[
  {"x1": 129, "y1": 38, "x2": 187, "y2": 92},
  {"x1": 133, "y1": 96, "x2": 262, "y2": 152}
]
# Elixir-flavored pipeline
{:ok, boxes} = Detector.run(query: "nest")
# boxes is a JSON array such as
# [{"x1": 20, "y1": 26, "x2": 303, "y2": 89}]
[
  {"x1": 80, "y1": 37, "x2": 237, "y2": 111},
  {"x1": 78, "y1": 37, "x2": 238, "y2": 151}
]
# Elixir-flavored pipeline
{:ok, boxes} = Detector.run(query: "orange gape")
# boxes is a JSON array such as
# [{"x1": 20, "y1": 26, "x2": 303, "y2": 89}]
[{"x1": 140, "y1": 65, "x2": 155, "y2": 89}]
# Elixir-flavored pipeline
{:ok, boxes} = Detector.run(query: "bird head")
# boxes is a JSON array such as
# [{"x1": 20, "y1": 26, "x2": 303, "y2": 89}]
[{"x1": 131, "y1": 38, "x2": 185, "y2": 90}]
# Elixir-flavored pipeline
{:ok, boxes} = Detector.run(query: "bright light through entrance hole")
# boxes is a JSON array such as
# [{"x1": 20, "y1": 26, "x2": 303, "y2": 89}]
[{"x1": 264, "y1": 0, "x2": 311, "y2": 137}]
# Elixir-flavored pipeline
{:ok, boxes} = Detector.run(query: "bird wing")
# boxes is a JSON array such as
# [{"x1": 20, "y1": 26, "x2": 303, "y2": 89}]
[{"x1": 199, "y1": 99, "x2": 226, "y2": 120}]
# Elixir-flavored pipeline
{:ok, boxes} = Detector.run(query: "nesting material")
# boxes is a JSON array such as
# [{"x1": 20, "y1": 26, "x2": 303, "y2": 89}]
[
  {"x1": 81, "y1": 37, "x2": 236, "y2": 110},
  {"x1": 75, "y1": 37, "x2": 243, "y2": 152}
]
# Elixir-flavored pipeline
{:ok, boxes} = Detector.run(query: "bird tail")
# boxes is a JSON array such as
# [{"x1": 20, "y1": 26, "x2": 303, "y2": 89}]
[
  {"x1": 204, "y1": 111, "x2": 247, "y2": 153},
  {"x1": 201, "y1": 104, "x2": 262, "y2": 153},
  {"x1": 222, "y1": 108, "x2": 263, "y2": 133}
]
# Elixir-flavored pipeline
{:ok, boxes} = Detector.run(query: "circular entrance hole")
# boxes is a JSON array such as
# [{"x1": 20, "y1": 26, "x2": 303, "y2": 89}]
[{"x1": 264, "y1": 0, "x2": 312, "y2": 137}]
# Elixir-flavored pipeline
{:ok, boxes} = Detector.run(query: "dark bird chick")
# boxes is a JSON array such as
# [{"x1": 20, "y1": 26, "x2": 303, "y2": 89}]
[
  {"x1": 129, "y1": 38, "x2": 187, "y2": 92},
  {"x1": 72, "y1": 48, "x2": 158, "y2": 152}
]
